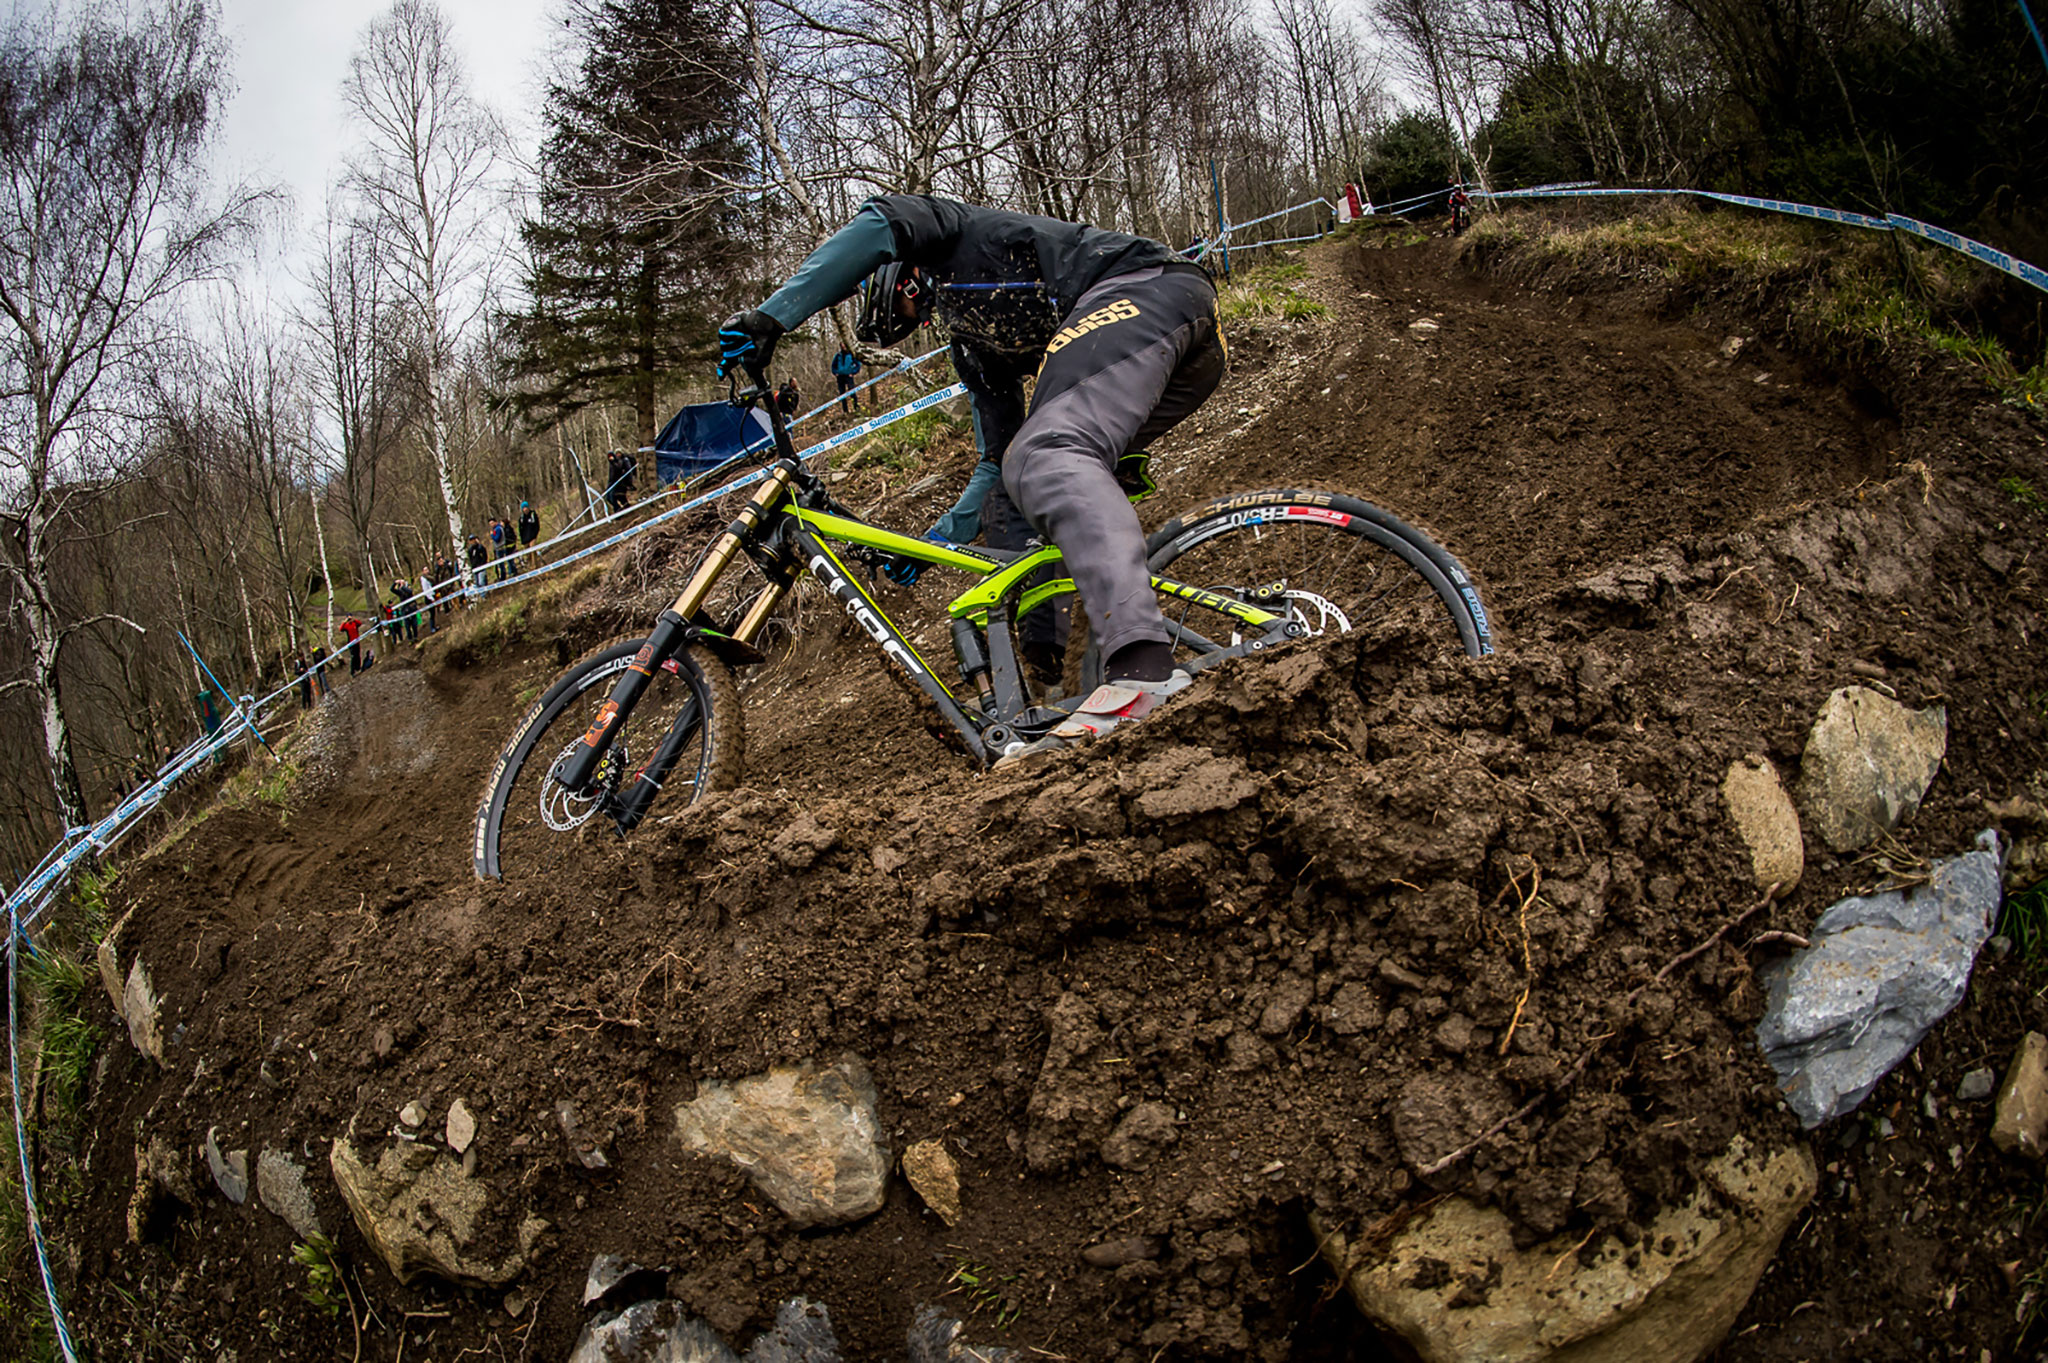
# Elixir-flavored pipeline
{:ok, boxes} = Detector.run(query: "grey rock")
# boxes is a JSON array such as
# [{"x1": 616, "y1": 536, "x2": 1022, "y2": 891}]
[
  {"x1": 1991, "y1": 935, "x2": 2015, "y2": 959},
  {"x1": 1958, "y1": 1068, "x2": 1997, "y2": 1101},
  {"x1": 399, "y1": 1101, "x2": 424, "y2": 1128},
  {"x1": 1758, "y1": 830, "x2": 2003, "y2": 1127},
  {"x1": 905, "y1": 1305, "x2": 1018, "y2": 1362},
  {"x1": 568, "y1": 1297, "x2": 845, "y2": 1363},
  {"x1": 204, "y1": 1127, "x2": 248, "y2": 1204},
  {"x1": 1797, "y1": 687, "x2": 1947, "y2": 853},
  {"x1": 256, "y1": 1149, "x2": 322, "y2": 1240},
  {"x1": 583, "y1": 1253, "x2": 667, "y2": 1310},
  {"x1": 674, "y1": 1057, "x2": 889, "y2": 1228},
  {"x1": 1099, "y1": 1101, "x2": 1178, "y2": 1171}
]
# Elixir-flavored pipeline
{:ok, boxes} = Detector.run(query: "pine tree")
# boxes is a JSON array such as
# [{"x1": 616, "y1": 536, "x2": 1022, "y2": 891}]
[{"x1": 507, "y1": 0, "x2": 751, "y2": 445}]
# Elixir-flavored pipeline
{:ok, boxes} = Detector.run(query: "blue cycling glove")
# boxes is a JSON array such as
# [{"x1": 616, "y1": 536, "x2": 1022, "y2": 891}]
[{"x1": 717, "y1": 310, "x2": 785, "y2": 378}]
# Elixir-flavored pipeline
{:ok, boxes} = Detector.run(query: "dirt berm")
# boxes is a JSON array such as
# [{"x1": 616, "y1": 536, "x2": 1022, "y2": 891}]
[{"x1": 70, "y1": 222, "x2": 2048, "y2": 1361}]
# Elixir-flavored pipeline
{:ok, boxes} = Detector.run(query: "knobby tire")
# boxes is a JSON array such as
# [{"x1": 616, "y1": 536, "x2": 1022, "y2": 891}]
[{"x1": 473, "y1": 634, "x2": 743, "y2": 881}]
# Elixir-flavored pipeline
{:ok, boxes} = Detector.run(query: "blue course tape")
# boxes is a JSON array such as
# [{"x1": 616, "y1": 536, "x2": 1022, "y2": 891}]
[
  {"x1": 1473, "y1": 184, "x2": 2048, "y2": 297},
  {"x1": 9, "y1": 926, "x2": 83, "y2": 1360},
  {"x1": 1887, "y1": 213, "x2": 2048, "y2": 293}
]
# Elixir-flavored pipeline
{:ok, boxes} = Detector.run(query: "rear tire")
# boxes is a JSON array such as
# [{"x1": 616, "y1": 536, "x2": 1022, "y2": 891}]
[
  {"x1": 473, "y1": 635, "x2": 743, "y2": 881},
  {"x1": 1083, "y1": 488, "x2": 1493, "y2": 687}
]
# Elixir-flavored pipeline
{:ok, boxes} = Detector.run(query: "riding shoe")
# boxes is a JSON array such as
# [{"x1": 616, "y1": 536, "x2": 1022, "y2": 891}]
[{"x1": 995, "y1": 670, "x2": 1192, "y2": 766}]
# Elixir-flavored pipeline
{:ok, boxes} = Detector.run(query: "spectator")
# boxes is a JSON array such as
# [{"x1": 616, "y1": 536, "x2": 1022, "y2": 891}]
[
  {"x1": 518, "y1": 500, "x2": 540, "y2": 549},
  {"x1": 392, "y1": 576, "x2": 417, "y2": 643},
  {"x1": 494, "y1": 517, "x2": 517, "y2": 581},
  {"x1": 293, "y1": 651, "x2": 313, "y2": 709},
  {"x1": 339, "y1": 614, "x2": 363, "y2": 674},
  {"x1": 465, "y1": 533, "x2": 487, "y2": 593},
  {"x1": 420, "y1": 566, "x2": 437, "y2": 633},
  {"x1": 605, "y1": 450, "x2": 635, "y2": 512},
  {"x1": 831, "y1": 348, "x2": 865, "y2": 413},
  {"x1": 776, "y1": 377, "x2": 801, "y2": 418}
]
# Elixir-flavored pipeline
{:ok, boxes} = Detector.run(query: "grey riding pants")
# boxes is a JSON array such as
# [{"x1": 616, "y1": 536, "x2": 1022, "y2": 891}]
[{"x1": 991, "y1": 264, "x2": 1226, "y2": 663}]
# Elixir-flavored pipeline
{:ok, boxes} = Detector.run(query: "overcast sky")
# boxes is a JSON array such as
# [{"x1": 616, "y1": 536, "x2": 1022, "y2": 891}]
[{"x1": 212, "y1": 0, "x2": 560, "y2": 245}]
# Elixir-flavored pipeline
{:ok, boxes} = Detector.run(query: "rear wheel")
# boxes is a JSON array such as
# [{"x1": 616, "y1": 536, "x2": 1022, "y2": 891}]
[
  {"x1": 473, "y1": 635, "x2": 743, "y2": 881},
  {"x1": 1083, "y1": 489, "x2": 1492, "y2": 687}
]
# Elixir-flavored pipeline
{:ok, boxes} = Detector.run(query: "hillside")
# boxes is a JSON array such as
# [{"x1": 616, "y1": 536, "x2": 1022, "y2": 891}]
[{"x1": 59, "y1": 219, "x2": 2048, "y2": 1361}]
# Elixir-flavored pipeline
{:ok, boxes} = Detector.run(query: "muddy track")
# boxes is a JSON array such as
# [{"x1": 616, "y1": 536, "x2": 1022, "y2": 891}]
[{"x1": 66, "y1": 229, "x2": 2048, "y2": 1361}]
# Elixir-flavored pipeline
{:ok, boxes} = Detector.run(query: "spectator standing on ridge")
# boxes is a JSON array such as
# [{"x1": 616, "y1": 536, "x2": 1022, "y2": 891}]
[
  {"x1": 339, "y1": 614, "x2": 363, "y2": 674},
  {"x1": 488, "y1": 518, "x2": 508, "y2": 581},
  {"x1": 608, "y1": 449, "x2": 636, "y2": 512},
  {"x1": 392, "y1": 575, "x2": 417, "y2": 643},
  {"x1": 518, "y1": 501, "x2": 540, "y2": 552},
  {"x1": 293, "y1": 651, "x2": 313, "y2": 709},
  {"x1": 419, "y1": 565, "x2": 438, "y2": 633},
  {"x1": 831, "y1": 347, "x2": 864, "y2": 413},
  {"x1": 465, "y1": 533, "x2": 488, "y2": 595}
]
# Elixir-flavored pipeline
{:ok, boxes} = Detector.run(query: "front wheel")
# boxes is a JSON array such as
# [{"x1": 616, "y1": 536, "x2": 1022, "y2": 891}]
[
  {"x1": 1083, "y1": 489, "x2": 1492, "y2": 688},
  {"x1": 473, "y1": 635, "x2": 743, "y2": 881}
]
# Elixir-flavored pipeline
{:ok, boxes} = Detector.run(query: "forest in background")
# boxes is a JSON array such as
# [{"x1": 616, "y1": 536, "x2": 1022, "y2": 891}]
[{"x1": 0, "y1": 0, "x2": 2041, "y2": 878}]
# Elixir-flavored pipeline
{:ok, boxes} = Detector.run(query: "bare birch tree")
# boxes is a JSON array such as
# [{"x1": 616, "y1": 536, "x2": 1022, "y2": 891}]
[
  {"x1": 0, "y1": 0, "x2": 265, "y2": 833},
  {"x1": 342, "y1": 0, "x2": 507, "y2": 591}
]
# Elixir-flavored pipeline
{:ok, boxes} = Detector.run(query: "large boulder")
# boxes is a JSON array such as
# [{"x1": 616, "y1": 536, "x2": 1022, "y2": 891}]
[
  {"x1": 1758, "y1": 830, "x2": 2003, "y2": 1127},
  {"x1": 673, "y1": 1056, "x2": 888, "y2": 1229},
  {"x1": 329, "y1": 1138, "x2": 545, "y2": 1287},
  {"x1": 1318, "y1": 1137, "x2": 1816, "y2": 1363},
  {"x1": 1797, "y1": 686, "x2": 1946, "y2": 853}
]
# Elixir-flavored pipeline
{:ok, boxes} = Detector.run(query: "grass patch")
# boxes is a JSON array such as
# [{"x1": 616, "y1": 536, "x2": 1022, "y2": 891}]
[
  {"x1": 1218, "y1": 259, "x2": 1328, "y2": 323},
  {"x1": 2001, "y1": 476, "x2": 2048, "y2": 514},
  {"x1": 944, "y1": 1258, "x2": 1022, "y2": 1331},
  {"x1": 836, "y1": 405, "x2": 968, "y2": 473},
  {"x1": 2006, "y1": 878, "x2": 2048, "y2": 970},
  {"x1": 420, "y1": 559, "x2": 608, "y2": 670},
  {"x1": 1473, "y1": 200, "x2": 2048, "y2": 406}
]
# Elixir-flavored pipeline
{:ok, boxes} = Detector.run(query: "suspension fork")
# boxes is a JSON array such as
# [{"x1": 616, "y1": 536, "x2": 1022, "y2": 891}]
[{"x1": 552, "y1": 463, "x2": 798, "y2": 795}]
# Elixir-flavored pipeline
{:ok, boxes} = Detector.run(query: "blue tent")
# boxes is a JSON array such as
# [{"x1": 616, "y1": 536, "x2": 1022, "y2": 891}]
[{"x1": 650, "y1": 402, "x2": 774, "y2": 485}]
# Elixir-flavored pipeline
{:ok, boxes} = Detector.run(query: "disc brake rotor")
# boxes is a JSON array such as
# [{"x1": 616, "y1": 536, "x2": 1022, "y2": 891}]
[{"x1": 540, "y1": 735, "x2": 627, "y2": 832}]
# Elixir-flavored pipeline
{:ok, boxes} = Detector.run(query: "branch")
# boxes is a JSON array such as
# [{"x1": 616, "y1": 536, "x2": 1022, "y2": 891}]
[{"x1": 60, "y1": 612, "x2": 149, "y2": 642}]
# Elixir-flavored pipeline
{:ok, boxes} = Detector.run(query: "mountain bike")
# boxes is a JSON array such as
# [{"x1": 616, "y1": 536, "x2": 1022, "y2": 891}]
[{"x1": 472, "y1": 363, "x2": 1494, "y2": 880}]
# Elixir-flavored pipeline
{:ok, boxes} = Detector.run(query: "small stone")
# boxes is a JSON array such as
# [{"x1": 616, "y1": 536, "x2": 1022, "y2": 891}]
[
  {"x1": 1377, "y1": 959, "x2": 1426, "y2": 991},
  {"x1": 1958, "y1": 1069, "x2": 1996, "y2": 1101},
  {"x1": 1923, "y1": 1092, "x2": 1939, "y2": 1120},
  {"x1": 558, "y1": 1101, "x2": 612, "y2": 1171},
  {"x1": 446, "y1": 1098, "x2": 477, "y2": 1154},
  {"x1": 900, "y1": 1140, "x2": 961, "y2": 1226},
  {"x1": 504, "y1": 1289, "x2": 528, "y2": 1318},
  {"x1": 204, "y1": 1127, "x2": 248, "y2": 1204},
  {"x1": 399, "y1": 1102, "x2": 425, "y2": 1127},
  {"x1": 1991, "y1": 935, "x2": 2014, "y2": 959},
  {"x1": 1408, "y1": 318, "x2": 1439, "y2": 333},
  {"x1": 1081, "y1": 1237, "x2": 1161, "y2": 1269},
  {"x1": 256, "y1": 1149, "x2": 323, "y2": 1240},
  {"x1": 1991, "y1": 1032, "x2": 2048, "y2": 1159}
]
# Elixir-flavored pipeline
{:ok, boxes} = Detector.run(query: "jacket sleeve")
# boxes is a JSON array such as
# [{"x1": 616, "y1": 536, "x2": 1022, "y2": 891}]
[{"x1": 759, "y1": 205, "x2": 900, "y2": 330}]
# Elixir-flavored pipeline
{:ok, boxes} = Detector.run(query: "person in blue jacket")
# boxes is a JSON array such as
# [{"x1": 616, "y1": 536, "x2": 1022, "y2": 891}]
[
  {"x1": 831, "y1": 346, "x2": 865, "y2": 413},
  {"x1": 718, "y1": 194, "x2": 1226, "y2": 755}
]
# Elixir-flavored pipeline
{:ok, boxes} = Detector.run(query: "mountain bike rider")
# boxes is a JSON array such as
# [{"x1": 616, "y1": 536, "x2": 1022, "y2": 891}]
[{"x1": 718, "y1": 194, "x2": 1228, "y2": 753}]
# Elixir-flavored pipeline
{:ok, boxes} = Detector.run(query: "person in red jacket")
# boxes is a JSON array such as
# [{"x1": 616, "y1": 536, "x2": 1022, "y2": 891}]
[{"x1": 338, "y1": 615, "x2": 363, "y2": 675}]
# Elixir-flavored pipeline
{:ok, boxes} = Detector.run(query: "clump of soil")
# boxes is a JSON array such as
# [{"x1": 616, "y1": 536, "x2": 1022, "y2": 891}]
[{"x1": 58, "y1": 224, "x2": 2048, "y2": 1361}]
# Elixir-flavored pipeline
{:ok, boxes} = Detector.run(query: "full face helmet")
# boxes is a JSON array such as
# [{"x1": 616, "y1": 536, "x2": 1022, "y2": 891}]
[{"x1": 856, "y1": 262, "x2": 931, "y2": 345}]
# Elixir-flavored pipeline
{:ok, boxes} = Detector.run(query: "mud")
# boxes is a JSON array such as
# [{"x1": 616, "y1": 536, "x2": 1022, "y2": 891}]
[{"x1": 62, "y1": 223, "x2": 2048, "y2": 1361}]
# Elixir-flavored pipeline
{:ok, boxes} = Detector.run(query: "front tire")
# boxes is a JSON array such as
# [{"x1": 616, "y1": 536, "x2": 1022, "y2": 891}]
[{"x1": 473, "y1": 635, "x2": 743, "y2": 881}]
